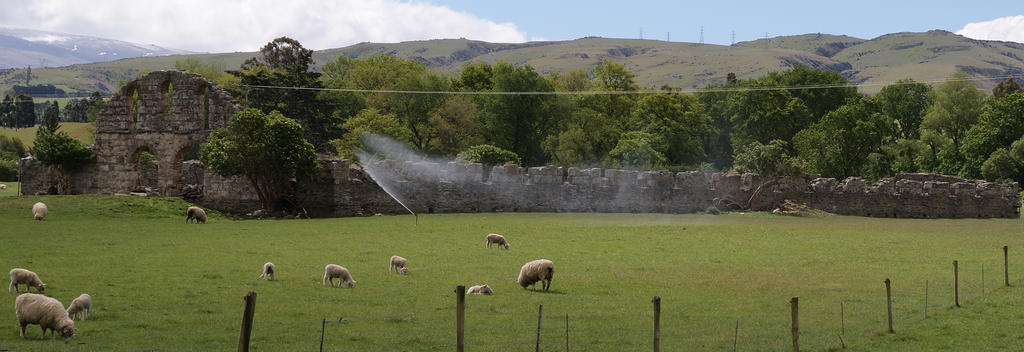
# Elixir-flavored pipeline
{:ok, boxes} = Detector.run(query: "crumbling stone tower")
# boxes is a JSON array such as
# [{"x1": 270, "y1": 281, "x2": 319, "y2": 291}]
[{"x1": 88, "y1": 70, "x2": 239, "y2": 195}]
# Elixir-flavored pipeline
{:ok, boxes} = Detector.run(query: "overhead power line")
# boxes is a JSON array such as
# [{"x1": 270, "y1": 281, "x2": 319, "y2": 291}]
[{"x1": 238, "y1": 74, "x2": 1009, "y2": 96}]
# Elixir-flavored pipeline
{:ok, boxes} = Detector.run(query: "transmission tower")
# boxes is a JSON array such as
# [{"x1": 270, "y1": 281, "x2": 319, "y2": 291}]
[
  {"x1": 640, "y1": 27, "x2": 643, "y2": 40},
  {"x1": 731, "y1": 30, "x2": 736, "y2": 46},
  {"x1": 699, "y1": 26, "x2": 704, "y2": 44}
]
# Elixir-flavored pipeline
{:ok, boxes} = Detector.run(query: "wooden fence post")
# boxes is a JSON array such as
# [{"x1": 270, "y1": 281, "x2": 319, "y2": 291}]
[
  {"x1": 1005, "y1": 246, "x2": 1010, "y2": 287},
  {"x1": 456, "y1": 285, "x2": 465, "y2": 352},
  {"x1": 319, "y1": 318, "x2": 326, "y2": 352},
  {"x1": 536, "y1": 305, "x2": 543, "y2": 352},
  {"x1": 885, "y1": 278, "x2": 893, "y2": 333},
  {"x1": 954, "y1": 260, "x2": 960, "y2": 307},
  {"x1": 652, "y1": 296, "x2": 661, "y2": 352},
  {"x1": 565, "y1": 313, "x2": 569, "y2": 352},
  {"x1": 791, "y1": 297, "x2": 799, "y2": 352},
  {"x1": 237, "y1": 291, "x2": 257, "y2": 352}
]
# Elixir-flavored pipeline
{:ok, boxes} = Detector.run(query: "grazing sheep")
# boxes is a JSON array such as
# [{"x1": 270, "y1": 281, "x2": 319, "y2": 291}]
[
  {"x1": 185, "y1": 206, "x2": 207, "y2": 223},
  {"x1": 32, "y1": 202, "x2": 47, "y2": 221},
  {"x1": 466, "y1": 284, "x2": 493, "y2": 295},
  {"x1": 66, "y1": 294, "x2": 91, "y2": 321},
  {"x1": 0, "y1": 184, "x2": 6, "y2": 190},
  {"x1": 485, "y1": 233, "x2": 510, "y2": 249},
  {"x1": 517, "y1": 259, "x2": 554, "y2": 291},
  {"x1": 323, "y1": 264, "x2": 355, "y2": 288},
  {"x1": 15, "y1": 293, "x2": 74, "y2": 339},
  {"x1": 259, "y1": 262, "x2": 275, "y2": 281},
  {"x1": 389, "y1": 255, "x2": 408, "y2": 275},
  {"x1": 9, "y1": 268, "x2": 45, "y2": 293}
]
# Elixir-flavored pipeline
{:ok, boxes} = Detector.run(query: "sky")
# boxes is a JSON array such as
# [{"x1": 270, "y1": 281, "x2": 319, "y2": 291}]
[{"x1": 0, "y1": 0, "x2": 1022, "y2": 53}]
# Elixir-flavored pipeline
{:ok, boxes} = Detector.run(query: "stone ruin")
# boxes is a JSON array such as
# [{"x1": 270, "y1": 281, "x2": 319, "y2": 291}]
[
  {"x1": 20, "y1": 70, "x2": 239, "y2": 196},
  {"x1": 17, "y1": 71, "x2": 1022, "y2": 219}
]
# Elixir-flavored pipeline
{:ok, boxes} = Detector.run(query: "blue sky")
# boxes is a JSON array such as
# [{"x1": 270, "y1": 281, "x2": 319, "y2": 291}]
[
  {"x1": 1, "y1": 0, "x2": 1022, "y2": 52},
  {"x1": 431, "y1": 0, "x2": 1024, "y2": 45}
]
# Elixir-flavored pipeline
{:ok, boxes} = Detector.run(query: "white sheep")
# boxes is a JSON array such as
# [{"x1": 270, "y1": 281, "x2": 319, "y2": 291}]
[
  {"x1": 66, "y1": 294, "x2": 91, "y2": 321},
  {"x1": 32, "y1": 202, "x2": 47, "y2": 221},
  {"x1": 0, "y1": 184, "x2": 6, "y2": 190},
  {"x1": 259, "y1": 262, "x2": 275, "y2": 281},
  {"x1": 517, "y1": 259, "x2": 554, "y2": 291},
  {"x1": 9, "y1": 268, "x2": 46, "y2": 293},
  {"x1": 186, "y1": 206, "x2": 207, "y2": 223},
  {"x1": 485, "y1": 233, "x2": 510, "y2": 249},
  {"x1": 466, "y1": 284, "x2": 493, "y2": 295},
  {"x1": 323, "y1": 264, "x2": 355, "y2": 288},
  {"x1": 15, "y1": 293, "x2": 75, "y2": 339},
  {"x1": 389, "y1": 255, "x2": 408, "y2": 275}
]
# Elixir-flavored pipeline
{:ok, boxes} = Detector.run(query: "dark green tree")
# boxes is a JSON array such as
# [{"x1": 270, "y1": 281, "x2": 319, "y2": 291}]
[
  {"x1": 477, "y1": 62, "x2": 556, "y2": 165},
  {"x1": 768, "y1": 65, "x2": 858, "y2": 122},
  {"x1": 981, "y1": 137, "x2": 1024, "y2": 184},
  {"x1": 875, "y1": 79, "x2": 933, "y2": 140},
  {"x1": 992, "y1": 76, "x2": 1022, "y2": 99},
  {"x1": 331, "y1": 108, "x2": 412, "y2": 160},
  {"x1": 427, "y1": 96, "x2": 484, "y2": 156},
  {"x1": 14, "y1": 94, "x2": 36, "y2": 128},
  {"x1": 200, "y1": 108, "x2": 318, "y2": 211},
  {"x1": 727, "y1": 83, "x2": 812, "y2": 151},
  {"x1": 41, "y1": 101, "x2": 59, "y2": 134},
  {"x1": 0, "y1": 95, "x2": 12, "y2": 127},
  {"x1": 230, "y1": 37, "x2": 332, "y2": 152}
]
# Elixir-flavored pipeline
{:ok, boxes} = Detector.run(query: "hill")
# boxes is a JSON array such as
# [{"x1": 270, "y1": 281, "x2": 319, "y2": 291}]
[
  {"x1": 2, "y1": 31, "x2": 1023, "y2": 96},
  {"x1": 0, "y1": 122, "x2": 95, "y2": 146}
]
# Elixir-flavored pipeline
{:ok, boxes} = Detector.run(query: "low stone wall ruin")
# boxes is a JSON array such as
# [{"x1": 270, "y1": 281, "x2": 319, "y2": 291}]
[{"x1": 16, "y1": 70, "x2": 1020, "y2": 219}]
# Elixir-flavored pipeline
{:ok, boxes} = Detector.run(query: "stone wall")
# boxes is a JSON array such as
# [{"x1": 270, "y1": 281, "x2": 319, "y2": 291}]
[
  {"x1": 20, "y1": 70, "x2": 240, "y2": 197},
  {"x1": 17, "y1": 71, "x2": 1020, "y2": 219}
]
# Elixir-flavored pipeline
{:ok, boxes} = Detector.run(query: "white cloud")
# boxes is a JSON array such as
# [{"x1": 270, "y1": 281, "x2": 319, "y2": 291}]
[
  {"x1": 0, "y1": 0, "x2": 528, "y2": 52},
  {"x1": 956, "y1": 15, "x2": 1024, "y2": 43}
]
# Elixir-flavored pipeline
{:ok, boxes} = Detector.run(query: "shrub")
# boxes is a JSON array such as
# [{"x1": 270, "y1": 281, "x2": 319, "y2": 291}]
[{"x1": 456, "y1": 144, "x2": 520, "y2": 167}]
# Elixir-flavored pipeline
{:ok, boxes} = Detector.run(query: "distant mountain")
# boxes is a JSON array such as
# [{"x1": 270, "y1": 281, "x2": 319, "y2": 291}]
[
  {"x1": 0, "y1": 27, "x2": 194, "y2": 68},
  {"x1": 2, "y1": 30, "x2": 1022, "y2": 97}
]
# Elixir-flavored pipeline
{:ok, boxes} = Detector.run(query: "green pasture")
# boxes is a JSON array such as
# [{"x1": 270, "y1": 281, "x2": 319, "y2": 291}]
[
  {"x1": 0, "y1": 194, "x2": 1021, "y2": 351},
  {"x1": 0, "y1": 123, "x2": 95, "y2": 147}
]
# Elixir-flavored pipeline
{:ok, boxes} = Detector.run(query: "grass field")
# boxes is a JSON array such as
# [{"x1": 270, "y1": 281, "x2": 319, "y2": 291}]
[
  {"x1": 0, "y1": 194, "x2": 1021, "y2": 351},
  {"x1": 0, "y1": 123, "x2": 95, "y2": 147}
]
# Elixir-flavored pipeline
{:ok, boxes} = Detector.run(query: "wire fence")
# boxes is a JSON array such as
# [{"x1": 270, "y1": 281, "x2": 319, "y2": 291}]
[{"x1": 4, "y1": 251, "x2": 1017, "y2": 351}]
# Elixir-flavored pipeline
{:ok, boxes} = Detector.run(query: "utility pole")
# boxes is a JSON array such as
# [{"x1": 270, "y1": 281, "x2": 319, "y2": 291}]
[{"x1": 640, "y1": 27, "x2": 644, "y2": 40}]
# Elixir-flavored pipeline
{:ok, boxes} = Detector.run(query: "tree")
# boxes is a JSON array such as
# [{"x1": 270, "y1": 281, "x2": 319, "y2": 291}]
[
  {"x1": 732, "y1": 140, "x2": 802, "y2": 176},
  {"x1": 793, "y1": 97, "x2": 891, "y2": 179},
  {"x1": 0, "y1": 95, "x2": 13, "y2": 127},
  {"x1": 920, "y1": 71, "x2": 986, "y2": 153},
  {"x1": 768, "y1": 65, "x2": 858, "y2": 122},
  {"x1": 992, "y1": 76, "x2": 1022, "y2": 99},
  {"x1": 385, "y1": 72, "x2": 450, "y2": 151},
  {"x1": 14, "y1": 94, "x2": 36, "y2": 128},
  {"x1": 607, "y1": 131, "x2": 668, "y2": 170},
  {"x1": 875, "y1": 79, "x2": 933, "y2": 140},
  {"x1": 477, "y1": 62, "x2": 557, "y2": 165},
  {"x1": 41, "y1": 101, "x2": 59, "y2": 134},
  {"x1": 230, "y1": 38, "x2": 331, "y2": 152},
  {"x1": 200, "y1": 108, "x2": 318, "y2": 211},
  {"x1": 32, "y1": 129, "x2": 95, "y2": 194},
  {"x1": 427, "y1": 96, "x2": 483, "y2": 156},
  {"x1": 174, "y1": 56, "x2": 238, "y2": 88},
  {"x1": 630, "y1": 93, "x2": 711, "y2": 166},
  {"x1": 981, "y1": 136, "x2": 1024, "y2": 184},
  {"x1": 330, "y1": 108, "x2": 412, "y2": 160},
  {"x1": 727, "y1": 83, "x2": 811, "y2": 151},
  {"x1": 592, "y1": 59, "x2": 638, "y2": 130},
  {"x1": 960, "y1": 91, "x2": 1024, "y2": 178}
]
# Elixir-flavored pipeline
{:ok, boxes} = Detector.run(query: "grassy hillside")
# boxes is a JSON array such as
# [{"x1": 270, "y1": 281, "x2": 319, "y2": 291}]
[
  {"x1": 0, "y1": 122, "x2": 95, "y2": 146},
  {"x1": 4, "y1": 31, "x2": 1023, "y2": 97},
  {"x1": 1, "y1": 194, "x2": 1022, "y2": 350}
]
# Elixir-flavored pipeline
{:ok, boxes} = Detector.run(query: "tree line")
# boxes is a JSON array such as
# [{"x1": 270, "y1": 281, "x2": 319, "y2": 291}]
[{"x1": 196, "y1": 37, "x2": 1022, "y2": 187}]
